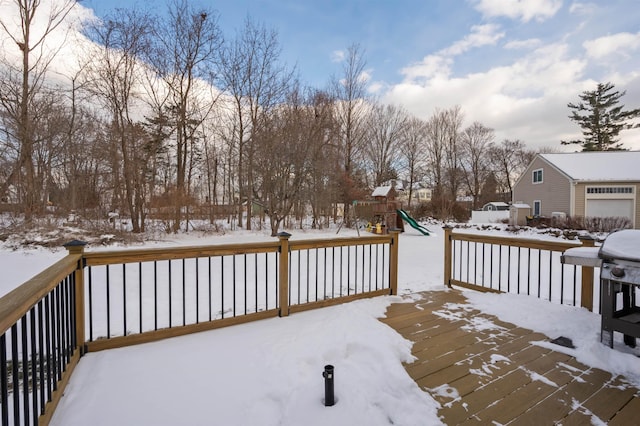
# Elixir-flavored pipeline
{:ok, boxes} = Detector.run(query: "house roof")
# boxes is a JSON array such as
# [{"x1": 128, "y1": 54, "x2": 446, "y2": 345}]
[{"x1": 540, "y1": 151, "x2": 640, "y2": 181}]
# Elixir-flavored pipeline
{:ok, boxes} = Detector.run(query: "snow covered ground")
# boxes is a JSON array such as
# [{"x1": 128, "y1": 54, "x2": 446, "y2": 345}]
[{"x1": 2, "y1": 224, "x2": 640, "y2": 425}]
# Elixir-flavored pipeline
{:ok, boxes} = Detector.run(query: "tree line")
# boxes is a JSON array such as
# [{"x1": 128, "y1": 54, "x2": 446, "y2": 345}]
[{"x1": 0, "y1": 0, "x2": 539, "y2": 235}]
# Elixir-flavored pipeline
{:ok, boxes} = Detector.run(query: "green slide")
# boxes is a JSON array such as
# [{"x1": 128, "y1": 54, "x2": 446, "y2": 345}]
[{"x1": 396, "y1": 209, "x2": 432, "y2": 236}]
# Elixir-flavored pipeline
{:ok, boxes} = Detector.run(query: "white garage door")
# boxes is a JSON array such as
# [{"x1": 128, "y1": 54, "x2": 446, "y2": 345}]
[{"x1": 586, "y1": 199, "x2": 634, "y2": 220}]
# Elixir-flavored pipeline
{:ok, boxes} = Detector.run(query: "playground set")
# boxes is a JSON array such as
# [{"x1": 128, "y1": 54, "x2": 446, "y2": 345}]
[{"x1": 350, "y1": 184, "x2": 432, "y2": 236}]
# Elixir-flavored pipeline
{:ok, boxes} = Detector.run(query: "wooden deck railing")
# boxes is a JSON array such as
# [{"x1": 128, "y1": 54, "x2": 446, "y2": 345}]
[
  {"x1": 0, "y1": 241, "x2": 85, "y2": 426},
  {"x1": 443, "y1": 226, "x2": 599, "y2": 311},
  {"x1": 0, "y1": 232, "x2": 399, "y2": 425}
]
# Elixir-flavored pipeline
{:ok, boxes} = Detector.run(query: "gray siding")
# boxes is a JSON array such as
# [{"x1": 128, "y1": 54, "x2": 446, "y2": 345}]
[{"x1": 512, "y1": 157, "x2": 571, "y2": 216}]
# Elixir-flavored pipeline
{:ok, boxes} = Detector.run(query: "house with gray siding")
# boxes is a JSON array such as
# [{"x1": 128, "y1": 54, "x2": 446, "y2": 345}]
[{"x1": 512, "y1": 151, "x2": 640, "y2": 229}]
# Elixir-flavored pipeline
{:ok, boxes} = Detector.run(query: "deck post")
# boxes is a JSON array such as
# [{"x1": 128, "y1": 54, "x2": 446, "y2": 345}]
[
  {"x1": 443, "y1": 225, "x2": 453, "y2": 288},
  {"x1": 277, "y1": 232, "x2": 291, "y2": 317},
  {"x1": 578, "y1": 235, "x2": 596, "y2": 312},
  {"x1": 389, "y1": 230, "x2": 400, "y2": 295},
  {"x1": 64, "y1": 240, "x2": 87, "y2": 354}
]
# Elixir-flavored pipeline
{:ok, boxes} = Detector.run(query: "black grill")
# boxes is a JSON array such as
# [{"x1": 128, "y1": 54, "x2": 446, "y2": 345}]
[{"x1": 599, "y1": 230, "x2": 640, "y2": 348}]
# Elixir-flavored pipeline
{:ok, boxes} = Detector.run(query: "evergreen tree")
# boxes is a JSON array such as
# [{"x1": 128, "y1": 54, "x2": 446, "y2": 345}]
[{"x1": 562, "y1": 82, "x2": 640, "y2": 151}]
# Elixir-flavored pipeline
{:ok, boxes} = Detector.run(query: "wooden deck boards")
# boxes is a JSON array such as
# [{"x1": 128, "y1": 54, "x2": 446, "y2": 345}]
[{"x1": 380, "y1": 290, "x2": 640, "y2": 425}]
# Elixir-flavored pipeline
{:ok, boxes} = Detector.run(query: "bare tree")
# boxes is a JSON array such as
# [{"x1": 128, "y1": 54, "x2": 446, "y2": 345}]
[
  {"x1": 252, "y1": 83, "x2": 320, "y2": 235},
  {"x1": 424, "y1": 110, "x2": 445, "y2": 201},
  {"x1": 60, "y1": 105, "x2": 107, "y2": 214},
  {"x1": 0, "y1": 81, "x2": 67, "y2": 211},
  {"x1": 30, "y1": 88, "x2": 69, "y2": 209},
  {"x1": 220, "y1": 17, "x2": 292, "y2": 230},
  {"x1": 305, "y1": 90, "x2": 338, "y2": 229},
  {"x1": 423, "y1": 106, "x2": 465, "y2": 219},
  {"x1": 424, "y1": 108, "x2": 449, "y2": 218},
  {"x1": 54, "y1": 61, "x2": 105, "y2": 214},
  {"x1": 214, "y1": 115, "x2": 240, "y2": 221},
  {"x1": 443, "y1": 106, "x2": 464, "y2": 202},
  {"x1": 488, "y1": 139, "x2": 533, "y2": 198},
  {"x1": 400, "y1": 115, "x2": 428, "y2": 207},
  {"x1": 199, "y1": 123, "x2": 222, "y2": 222},
  {"x1": 0, "y1": 0, "x2": 77, "y2": 220},
  {"x1": 83, "y1": 8, "x2": 153, "y2": 232},
  {"x1": 331, "y1": 43, "x2": 370, "y2": 225},
  {"x1": 366, "y1": 102, "x2": 408, "y2": 186},
  {"x1": 146, "y1": 0, "x2": 223, "y2": 232},
  {"x1": 460, "y1": 121, "x2": 494, "y2": 210}
]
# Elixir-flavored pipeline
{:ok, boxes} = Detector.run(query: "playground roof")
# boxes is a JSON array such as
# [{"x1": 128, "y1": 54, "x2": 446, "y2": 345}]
[{"x1": 372, "y1": 186, "x2": 393, "y2": 197}]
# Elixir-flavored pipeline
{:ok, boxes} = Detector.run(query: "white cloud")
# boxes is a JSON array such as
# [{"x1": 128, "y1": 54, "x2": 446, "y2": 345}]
[
  {"x1": 471, "y1": 0, "x2": 563, "y2": 22},
  {"x1": 359, "y1": 69, "x2": 373, "y2": 83},
  {"x1": 383, "y1": 2, "x2": 640, "y2": 152},
  {"x1": 400, "y1": 24, "x2": 503, "y2": 82},
  {"x1": 583, "y1": 32, "x2": 640, "y2": 60},
  {"x1": 443, "y1": 24, "x2": 505, "y2": 55},
  {"x1": 568, "y1": 1, "x2": 597, "y2": 16},
  {"x1": 384, "y1": 42, "x2": 606, "y2": 150},
  {"x1": 0, "y1": 0, "x2": 96, "y2": 77},
  {"x1": 331, "y1": 50, "x2": 345, "y2": 63},
  {"x1": 504, "y1": 38, "x2": 542, "y2": 50},
  {"x1": 401, "y1": 55, "x2": 453, "y2": 82},
  {"x1": 367, "y1": 81, "x2": 385, "y2": 94}
]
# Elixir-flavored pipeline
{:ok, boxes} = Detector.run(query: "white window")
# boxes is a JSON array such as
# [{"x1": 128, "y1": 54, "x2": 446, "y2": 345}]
[
  {"x1": 586, "y1": 186, "x2": 633, "y2": 194},
  {"x1": 533, "y1": 200, "x2": 541, "y2": 216},
  {"x1": 532, "y1": 169, "x2": 543, "y2": 184}
]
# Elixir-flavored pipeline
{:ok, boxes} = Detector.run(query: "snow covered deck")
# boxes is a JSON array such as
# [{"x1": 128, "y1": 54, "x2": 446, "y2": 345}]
[
  {"x1": 382, "y1": 290, "x2": 640, "y2": 424},
  {"x1": 50, "y1": 287, "x2": 640, "y2": 425}
]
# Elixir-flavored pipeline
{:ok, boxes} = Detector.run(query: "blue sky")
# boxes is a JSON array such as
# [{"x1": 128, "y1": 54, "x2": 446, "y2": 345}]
[
  {"x1": 40, "y1": 1, "x2": 640, "y2": 149},
  {"x1": 83, "y1": 0, "x2": 479, "y2": 86}
]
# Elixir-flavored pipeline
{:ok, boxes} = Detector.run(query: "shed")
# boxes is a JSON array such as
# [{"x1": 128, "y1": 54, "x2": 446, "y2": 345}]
[
  {"x1": 482, "y1": 202, "x2": 510, "y2": 211},
  {"x1": 510, "y1": 203, "x2": 531, "y2": 226}
]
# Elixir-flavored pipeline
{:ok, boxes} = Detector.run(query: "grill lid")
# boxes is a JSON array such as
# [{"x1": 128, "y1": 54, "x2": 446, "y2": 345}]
[{"x1": 599, "y1": 229, "x2": 640, "y2": 262}]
